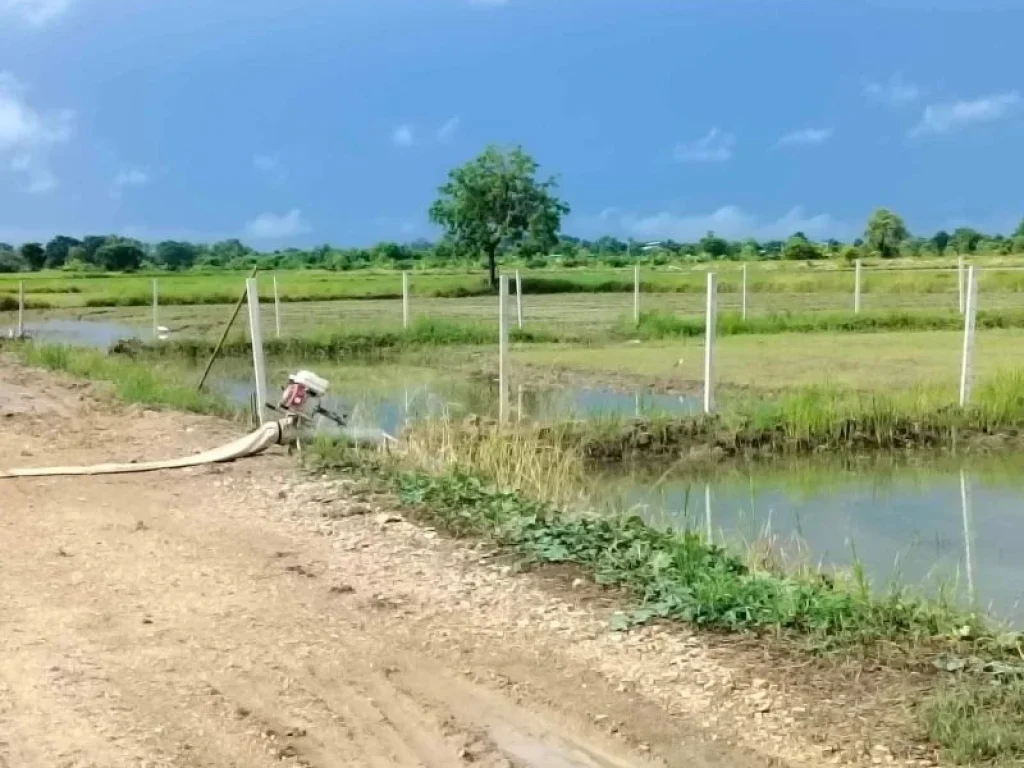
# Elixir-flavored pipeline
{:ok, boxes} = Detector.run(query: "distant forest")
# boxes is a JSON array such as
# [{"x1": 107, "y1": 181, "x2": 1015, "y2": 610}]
[{"x1": 2, "y1": 209, "x2": 1023, "y2": 274}]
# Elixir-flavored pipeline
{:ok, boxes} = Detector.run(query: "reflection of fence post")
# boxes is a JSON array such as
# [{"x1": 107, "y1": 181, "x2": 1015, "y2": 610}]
[
  {"x1": 960, "y1": 469, "x2": 976, "y2": 604},
  {"x1": 515, "y1": 270, "x2": 523, "y2": 329},
  {"x1": 498, "y1": 275, "x2": 509, "y2": 426},
  {"x1": 245, "y1": 278, "x2": 268, "y2": 426},
  {"x1": 17, "y1": 280, "x2": 24, "y2": 338},
  {"x1": 958, "y1": 257, "x2": 965, "y2": 315},
  {"x1": 704, "y1": 483, "x2": 713, "y2": 544},
  {"x1": 273, "y1": 274, "x2": 281, "y2": 338},
  {"x1": 703, "y1": 273, "x2": 717, "y2": 414},
  {"x1": 959, "y1": 266, "x2": 979, "y2": 407},
  {"x1": 741, "y1": 264, "x2": 748, "y2": 321},
  {"x1": 152, "y1": 278, "x2": 159, "y2": 339},
  {"x1": 854, "y1": 260, "x2": 862, "y2": 314},
  {"x1": 402, "y1": 271, "x2": 410, "y2": 330},
  {"x1": 633, "y1": 265, "x2": 640, "y2": 326}
]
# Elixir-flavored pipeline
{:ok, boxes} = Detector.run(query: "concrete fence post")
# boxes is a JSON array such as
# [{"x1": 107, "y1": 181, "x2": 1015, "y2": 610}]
[
  {"x1": 17, "y1": 280, "x2": 24, "y2": 338},
  {"x1": 498, "y1": 275, "x2": 510, "y2": 425},
  {"x1": 703, "y1": 272, "x2": 717, "y2": 414},
  {"x1": 959, "y1": 265, "x2": 979, "y2": 407},
  {"x1": 854, "y1": 260, "x2": 862, "y2": 315},
  {"x1": 245, "y1": 278, "x2": 268, "y2": 426}
]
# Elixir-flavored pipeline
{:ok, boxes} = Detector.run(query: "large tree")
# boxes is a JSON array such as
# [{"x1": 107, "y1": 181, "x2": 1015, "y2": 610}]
[
  {"x1": 864, "y1": 208, "x2": 909, "y2": 258},
  {"x1": 95, "y1": 242, "x2": 144, "y2": 272},
  {"x1": 429, "y1": 146, "x2": 569, "y2": 289},
  {"x1": 43, "y1": 235, "x2": 82, "y2": 269},
  {"x1": 155, "y1": 240, "x2": 199, "y2": 270},
  {"x1": 19, "y1": 242, "x2": 45, "y2": 270}
]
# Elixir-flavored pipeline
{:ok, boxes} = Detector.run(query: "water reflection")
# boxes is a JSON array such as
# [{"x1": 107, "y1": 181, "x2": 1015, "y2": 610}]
[{"x1": 599, "y1": 461, "x2": 1024, "y2": 628}]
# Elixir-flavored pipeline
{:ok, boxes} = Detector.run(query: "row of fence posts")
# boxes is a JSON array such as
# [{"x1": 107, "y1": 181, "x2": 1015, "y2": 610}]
[
  {"x1": 8, "y1": 259, "x2": 978, "y2": 344},
  {"x1": 494, "y1": 266, "x2": 981, "y2": 423},
  {"x1": 169, "y1": 264, "x2": 980, "y2": 426}
]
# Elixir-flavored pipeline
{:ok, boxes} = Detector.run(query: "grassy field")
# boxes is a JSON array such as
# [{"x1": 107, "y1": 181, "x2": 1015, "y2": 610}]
[
  {"x1": 3, "y1": 255, "x2": 1024, "y2": 311},
  {"x1": 513, "y1": 329, "x2": 1024, "y2": 393}
]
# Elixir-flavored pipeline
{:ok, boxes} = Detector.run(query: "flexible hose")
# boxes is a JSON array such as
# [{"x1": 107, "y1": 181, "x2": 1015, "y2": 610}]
[{"x1": 0, "y1": 420, "x2": 288, "y2": 479}]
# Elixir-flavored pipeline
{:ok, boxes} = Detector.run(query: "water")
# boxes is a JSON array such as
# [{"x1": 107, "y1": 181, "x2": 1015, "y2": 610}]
[
  {"x1": 209, "y1": 366, "x2": 700, "y2": 436},
  {"x1": 601, "y1": 460, "x2": 1024, "y2": 628},
  {"x1": 19, "y1": 318, "x2": 142, "y2": 348}
]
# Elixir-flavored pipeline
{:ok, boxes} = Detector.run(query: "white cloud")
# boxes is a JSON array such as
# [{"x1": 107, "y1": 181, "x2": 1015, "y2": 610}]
[
  {"x1": 864, "y1": 73, "x2": 922, "y2": 106},
  {"x1": 672, "y1": 128, "x2": 735, "y2": 163},
  {"x1": 776, "y1": 127, "x2": 833, "y2": 147},
  {"x1": 0, "y1": 72, "x2": 72, "y2": 194},
  {"x1": 0, "y1": 0, "x2": 73, "y2": 26},
  {"x1": 437, "y1": 116, "x2": 461, "y2": 143},
  {"x1": 911, "y1": 91, "x2": 1021, "y2": 136},
  {"x1": 113, "y1": 167, "x2": 151, "y2": 188},
  {"x1": 0, "y1": 72, "x2": 74, "y2": 150},
  {"x1": 243, "y1": 210, "x2": 311, "y2": 240},
  {"x1": 391, "y1": 124, "x2": 415, "y2": 147},
  {"x1": 589, "y1": 205, "x2": 853, "y2": 242}
]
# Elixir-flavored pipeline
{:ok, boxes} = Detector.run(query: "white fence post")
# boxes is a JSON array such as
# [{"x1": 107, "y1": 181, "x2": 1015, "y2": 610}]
[
  {"x1": 703, "y1": 272, "x2": 717, "y2": 414},
  {"x1": 152, "y1": 278, "x2": 159, "y2": 339},
  {"x1": 245, "y1": 278, "x2": 268, "y2": 426},
  {"x1": 959, "y1": 265, "x2": 979, "y2": 407},
  {"x1": 402, "y1": 271, "x2": 410, "y2": 330},
  {"x1": 741, "y1": 264, "x2": 748, "y2": 321},
  {"x1": 854, "y1": 260, "x2": 862, "y2": 314},
  {"x1": 498, "y1": 275, "x2": 509, "y2": 425},
  {"x1": 958, "y1": 257, "x2": 965, "y2": 315},
  {"x1": 273, "y1": 274, "x2": 281, "y2": 339},
  {"x1": 633, "y1": 265, "x2": 640, "y2": 326},
  {"x1": 17, "y1": 280, "x2": 24, "y2": 338},
  {"x1": 515, "y1": 269, "x2": 523, "y2": 329}
]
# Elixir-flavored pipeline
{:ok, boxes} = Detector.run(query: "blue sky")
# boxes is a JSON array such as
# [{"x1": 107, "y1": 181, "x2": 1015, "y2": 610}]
[{"x1": 1, "y1": 0, "x2": 1022, "y2": 248}]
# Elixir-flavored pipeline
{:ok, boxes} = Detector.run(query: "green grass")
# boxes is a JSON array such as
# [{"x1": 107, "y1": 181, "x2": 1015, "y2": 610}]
[
  {"x1": 127, "y1": 317, "x2": 574, "y2": 362},
  {"x1": 11, "y1": 343, "x2": 236, "y2": 417},
  {"x1": 514, "y1": 328, "x2": 1024, "y2": 393},
  {"x1": 625, "y1": 308, "x2": 1024, "y2": 339},
  {"x1": 540, "y1": 372, "x2": 1024, "y2": 459},
  {"x1": 3, "y1": 255, "x2": 1024, "y2": 309},
  {"x1": 924, "y1": 678, "x2": 1024, "y2": 765}
]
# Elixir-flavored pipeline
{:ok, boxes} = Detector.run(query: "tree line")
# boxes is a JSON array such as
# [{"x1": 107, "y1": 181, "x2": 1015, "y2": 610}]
[{"x1": 2, "y1": 147, "x2": 1023, "y2": 277}]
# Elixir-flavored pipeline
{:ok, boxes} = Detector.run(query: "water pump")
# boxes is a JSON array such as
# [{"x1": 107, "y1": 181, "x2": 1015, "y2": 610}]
[{"x1": 270, "y1": 370, "x2": 348, "y2": 430}]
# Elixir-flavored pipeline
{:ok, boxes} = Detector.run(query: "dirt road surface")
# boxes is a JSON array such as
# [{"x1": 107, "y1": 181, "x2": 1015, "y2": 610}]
[{"x1": 0, "y1": 361, "x2": 911, "y2": 768}]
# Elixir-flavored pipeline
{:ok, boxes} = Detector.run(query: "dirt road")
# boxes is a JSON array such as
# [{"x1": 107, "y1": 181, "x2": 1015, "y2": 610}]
[{"x1": 0, "y1": 361, "x2": 900, "y2": 768}]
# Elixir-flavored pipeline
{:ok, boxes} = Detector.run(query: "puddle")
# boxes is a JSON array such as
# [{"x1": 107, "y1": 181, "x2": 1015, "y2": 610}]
[{"x1": 601, "y1": 461, "x2": 1024, "y2": 627}]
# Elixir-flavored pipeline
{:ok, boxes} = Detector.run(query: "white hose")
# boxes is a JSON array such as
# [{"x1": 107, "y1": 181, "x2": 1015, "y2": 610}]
[{"x1": 0, "y1": 420, "x2": 288, "y2": 479}]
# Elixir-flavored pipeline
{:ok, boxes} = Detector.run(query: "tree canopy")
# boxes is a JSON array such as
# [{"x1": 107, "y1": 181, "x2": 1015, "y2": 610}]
[
  {"x1": 429, "y1": 145, "x2": 570, "y2": 288},
  {"x1": 864, "y1": 208, "x2": 909, "y2": 259}
]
